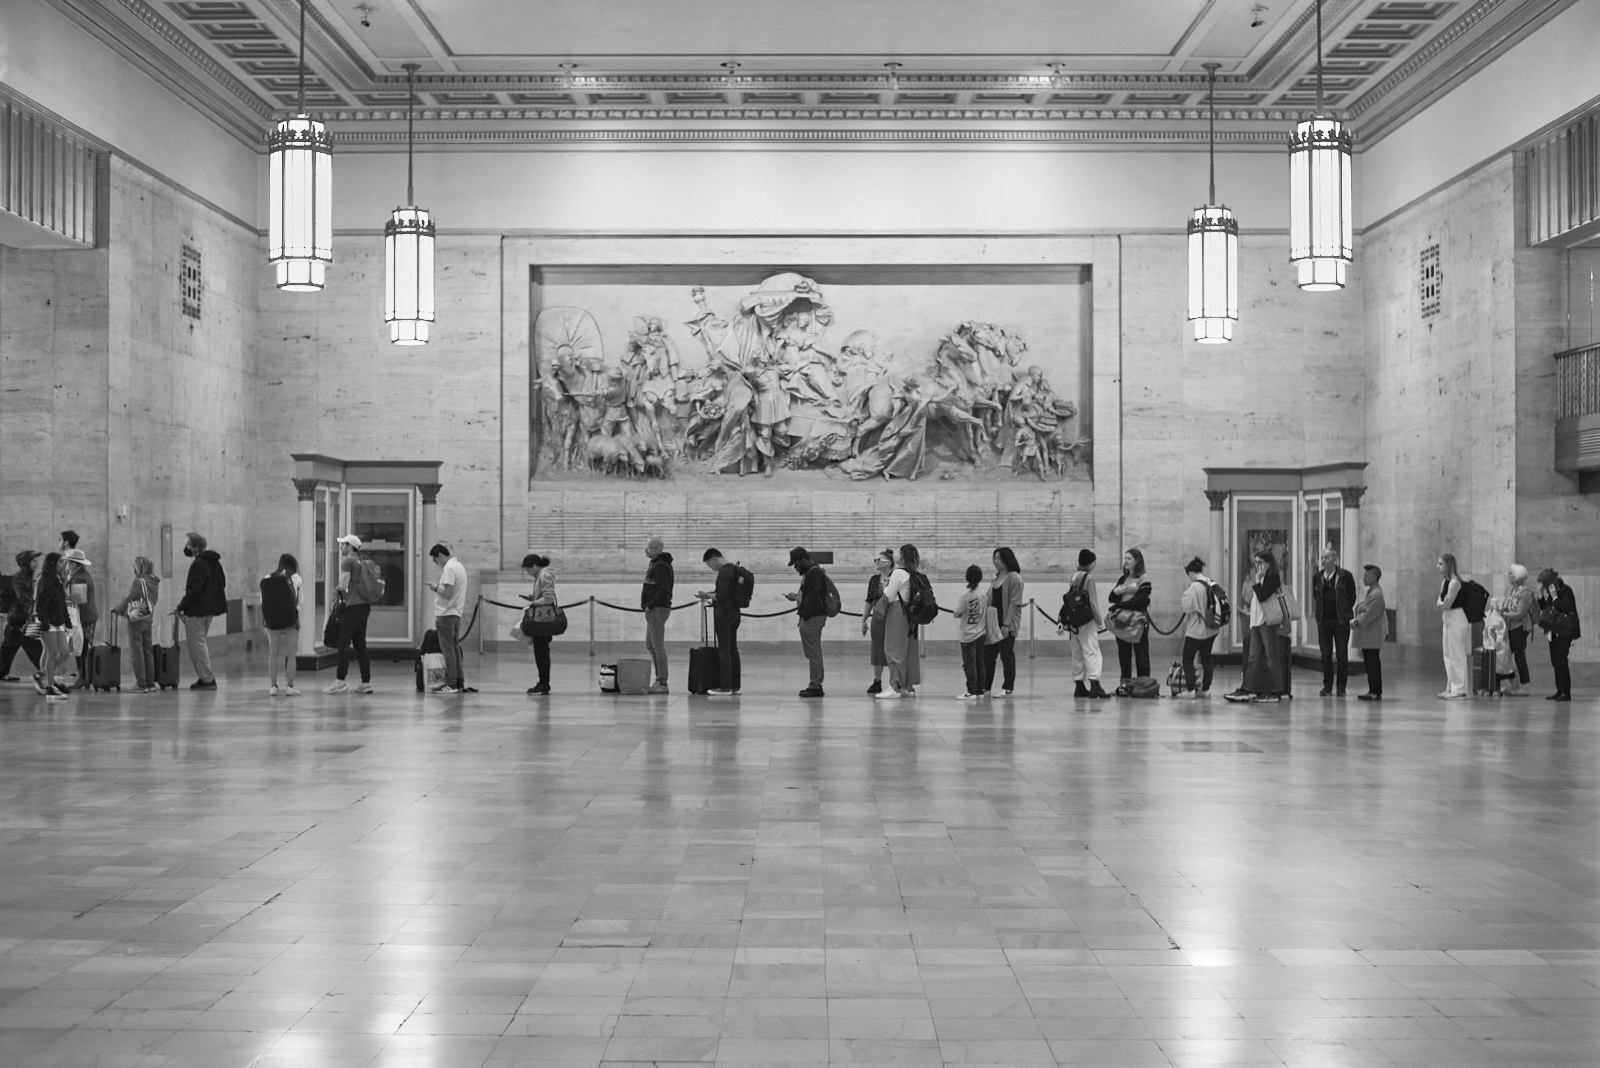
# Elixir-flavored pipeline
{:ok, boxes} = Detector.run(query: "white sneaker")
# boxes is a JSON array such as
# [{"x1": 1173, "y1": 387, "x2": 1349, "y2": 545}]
[
  {"x1": 269, "y1": 684, "x2": 279, "y2": 697},
  {"x1": 874, "y1": 689, "x2": 902, "y2": 700},
  {"x1": 323, "y1": 681, "x2": 349, "y2": 694},
  {"x1": 706, "y1": 689, "x2": 733, "y2": 697},
  {"x1": 284, "y1": 686, "x2": 301, "y2": 696},
  {"x1": 958, "y1": 691, "x2": 977, "y2": 699},
  {"x1": 355, "y1": 683, "x2": 374, "y2": 694}
]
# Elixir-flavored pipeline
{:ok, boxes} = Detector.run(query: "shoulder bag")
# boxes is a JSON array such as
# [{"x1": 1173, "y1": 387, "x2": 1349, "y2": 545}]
[{"x1": 126, "y1": 578, "x2": 153, "y2": 622}]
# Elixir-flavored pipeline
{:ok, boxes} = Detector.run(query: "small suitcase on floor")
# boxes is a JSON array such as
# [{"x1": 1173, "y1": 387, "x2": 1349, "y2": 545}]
[
  {"x1": 687, "y1": 603, "x2": 720, "y2": 695},
  {"x1": 87, "y1": 616, "x2": 121, "y2": 691},
  {"x1": 1279, "y1": 634, "x2": 1294, "y2": 698},
  {"x1": 154, "y1": 615, "x2": 181, "y2": 690},
  {"x1": 1474, "y1": 648, "x2": 1500, "y2": 696}
]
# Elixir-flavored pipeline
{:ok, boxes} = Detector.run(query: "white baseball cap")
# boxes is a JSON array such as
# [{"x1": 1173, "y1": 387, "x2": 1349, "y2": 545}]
[{"x1": 336, "y1": 534, "x2": 362, "y2": 549}]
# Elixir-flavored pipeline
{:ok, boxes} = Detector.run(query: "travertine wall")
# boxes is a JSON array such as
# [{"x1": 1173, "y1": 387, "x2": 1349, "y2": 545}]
[{"x1": 0, "y1": 159, "x2": 260, "y2": 615}]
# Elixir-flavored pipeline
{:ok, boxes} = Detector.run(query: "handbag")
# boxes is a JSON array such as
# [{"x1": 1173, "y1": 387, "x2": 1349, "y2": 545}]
[
  {"x1": 983, "y1": 605, "x2": 1004, "y2": 645},
  {"x1": 870, "y1": 595, "x2": 889, "y2": 622},
  {"x1": 126, "y1": 578, "x2": 153, "y2": 622},
  {"x1": 1106, "y1": 607, "x2": 1147, "y2": 644},
  {"x1": 1258, "y1": 590, "x2": 1285, "y2": 627},
  {"x1": 66, "y1": 605, "x2": 83, "y2": 657},
  {"x1": 1538, "y1": 605, "x2": 1578, "y2": 640},
  {"x1": 521, "y1": 603, "x2": 568, "y2": 638},
  {"x1": 322, "y1": 603, "x2": 343, "y2": 648},
  {"x1": 23, "y1": 616, "x2": 42, "y2": 639}
]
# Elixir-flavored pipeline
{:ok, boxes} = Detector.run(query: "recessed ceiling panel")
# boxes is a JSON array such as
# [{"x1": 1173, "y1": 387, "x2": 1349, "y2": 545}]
[{"x1": 411, "y1": 0, "x2": 1208, "y2": 58}]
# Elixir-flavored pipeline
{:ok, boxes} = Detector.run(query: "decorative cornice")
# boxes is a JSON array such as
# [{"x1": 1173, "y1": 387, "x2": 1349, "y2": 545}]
[
  {"x1": 109, "y1": 0, "x2": 272, "y2": 120},
  {"x1": 312, "y1": 105, "x2": 1312, "y2": 124},
  {"x1": 1348, "y1": 0, "x2": 1509, "y2": 118},
  {"x1": 327, "y1": 127, "x2": 1297, "y2": 147}
]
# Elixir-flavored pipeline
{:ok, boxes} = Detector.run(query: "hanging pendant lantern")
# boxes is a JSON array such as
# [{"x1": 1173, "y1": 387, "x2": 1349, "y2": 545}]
[
  {"x1": 384, "y1": 63, "x2": 435, "y2": 344},
  {"x1": 1188, "y1": 63, "x2": 1238, "y2": 344},
  {"x1": 1288, "y1": 0, "x2": 1353, "y2": 292},
  {"x1": 266, "y1": 0, "x2": 332, "y2": 292}
]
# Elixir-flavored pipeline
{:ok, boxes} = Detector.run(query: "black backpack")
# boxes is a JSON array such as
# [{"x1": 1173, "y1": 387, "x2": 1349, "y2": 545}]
[
  {"x1": 733, "y1": 564, "x2": 755, "y2": 608},
  {"x1": 819, "y1": 569, "x2": 841, "y2": 618},
  {"x1": 1060, "y1": 573, "x2": 1096, "y2": 630},
  {"x1": 904, "y1": 570, "x2": 940, "y2": 626},
  {"x1": 1455, "y1": 579, "x2": 1489, "y2": 623},
  {"x1": 259, "y1": 572, "x2": 298, "y2": 630},
  {"x1": 1202, "y1": 580, "x2": 1232, "y2": 630}
]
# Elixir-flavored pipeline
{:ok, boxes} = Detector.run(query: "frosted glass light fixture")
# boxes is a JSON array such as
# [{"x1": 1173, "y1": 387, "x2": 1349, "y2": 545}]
[
  {"x1": 1188, "y1": 63, "x2": 1238, "y2": 343},
  {"x1": 384, "y1": 63, "x2": 435, "y2": 344},
  {"x1": 1288, "y1": 0, "x2": 1353, "y2": 292},
  {"x1": 267, "y1": 0, "x2": 332, "y2": 292}
]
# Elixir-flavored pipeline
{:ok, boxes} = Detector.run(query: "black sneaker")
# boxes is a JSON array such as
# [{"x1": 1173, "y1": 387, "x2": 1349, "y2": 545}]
[
  {"x1": 190, "y1": 679, "x2": 217, "y2": 690},
  {"x1": 867, "y1": 680, "x2": 882, "y2": 695},
  {"x1": 798, "y1": 688, "x2": 824, "y2": 698}
]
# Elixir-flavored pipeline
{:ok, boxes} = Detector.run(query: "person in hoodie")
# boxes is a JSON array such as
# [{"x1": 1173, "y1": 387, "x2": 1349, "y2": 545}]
[
  {"x1": 641, "y1": 537, "x2": 674, "y2": 694},
  {"x1": 175, "y1": 532, "x2": 227, "y2": 690},
  {"x1": 112, "y1": 555, "x2": 160, "y2": 693},
  {"x1": 0, "y1": 551, "x2": 43, "y2": 682},
  {"x1": 59, "y1": 532, "x2": 97, "y2": 690}
]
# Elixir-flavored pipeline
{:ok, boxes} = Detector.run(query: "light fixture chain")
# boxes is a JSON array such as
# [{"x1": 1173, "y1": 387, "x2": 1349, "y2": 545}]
[
  {"x1": 295, "y1": 0, "x2": 307, "y2": 114},
  {"x1": 405, "y1": 64, "x2": 416, "y2": 206},
  {"x1": 1206, "y1": 64, "x2": 1217, "y2": 206},
  {"x1": 1314, "y1": 0, "x2": 1324, "y2": 115}
]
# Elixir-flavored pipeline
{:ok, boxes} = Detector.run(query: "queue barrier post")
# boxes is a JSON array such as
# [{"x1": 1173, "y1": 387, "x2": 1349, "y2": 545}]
[
  {"x1": 588, "y1": 595, "x2": 596, "y2": 657},
  {"x1": 1028, "y1": 597, "x2": 1036, "y2": 659}
]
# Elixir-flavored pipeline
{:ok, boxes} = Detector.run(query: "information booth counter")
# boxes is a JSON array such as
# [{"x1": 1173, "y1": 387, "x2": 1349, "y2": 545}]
[
  {"x1": 1202, "y1": 464, "x2": 1368, "y2": 661},
  {"x1": 290, "y1": 455, "x2": 443, "y2": 668}
]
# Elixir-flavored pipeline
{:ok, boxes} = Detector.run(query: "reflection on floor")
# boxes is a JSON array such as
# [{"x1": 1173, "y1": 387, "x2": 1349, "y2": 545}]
[{"x1": 0, "y1": 647, "x2": 1594, "y2": 1068}]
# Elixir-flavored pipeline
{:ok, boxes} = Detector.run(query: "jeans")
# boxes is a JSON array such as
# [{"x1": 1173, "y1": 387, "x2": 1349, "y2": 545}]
[
  {"x1": 0, "y1": 631, "x2": 41, "y2": 676},
  {"x1": 1550, "y1": 636, "x2": 1573, "y2": 696},
  {"x1": 184, "y1": 614, "x2": 216, "y2": 683},
  {"x1": 1116, "y1": 634, "x2": 1150, "y2": 680},
  {"x1": 960, "y1": 639, "x2": 985, "y2": 694},
  {"x1": 1506, "y1": 628, "x2": 1529, "y2": 684},
  {"x1": 1318, "y1": 618, "x2": 1350, "y2": 692},
  {"x1": 128, "y1": 616, "x2": 154, "y2": 689},
  {"x1": 1242, "y1": 624, "x2": 1282, "y2": 696},
  {"x1": 1068, "y1": 627, "x2": 1102, "y2": 682},
  {"x1": 984, "y1": 634, "x2": 1017, "y2": 692},
  {"x1": 714, "y1": 607, "x2": 741, "y2": 691},
  {"x1": 531, "y1": 635, "x2": 551, "y2": 687},
  {"x1": 1361, "y1": 647, "x2": 1382, "y2": 696},
  {"x1": 1181, "y1": 634, "x2": 1216, "y2": 692},
  {"x1": 797, "y1": 615, "x2": 825, "y2": 689},
  {"x1": 436, "y1": 614, "x2": 463, "y2": 687},
  {"x1": 644, "y1": 606, "x2": 670, "y2": 684},
  {"x1": 335, "y1": 602, "x2": 371, "y2": 682}
]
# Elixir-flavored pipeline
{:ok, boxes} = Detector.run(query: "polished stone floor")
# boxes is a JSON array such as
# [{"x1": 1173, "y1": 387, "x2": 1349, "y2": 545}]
[{"x1": 0, "y1": 647, "x2": 1594, "y2": 1068}]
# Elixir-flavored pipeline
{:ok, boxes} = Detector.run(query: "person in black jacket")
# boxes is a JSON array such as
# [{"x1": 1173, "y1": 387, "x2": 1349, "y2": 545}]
[
  {"x1": 1108, "y1": 549, "x2": 1152, "y2": 690},
  {"x1": 174, "y1": 532, "x2": 227, "y2": 690},
  {"x1": 0, "y1": 551, "x2": 42, "y2": 682},
  {"x1": 697, "y1": 549, "x2": 741, "y2": 696},
  {"x1": 784, "y1": 546, "x2": 829, "y2": 698},
  {"x1": 35, "y1": 552, "x2": 72, "y2": 700},
  {"x1": 1311, "y1": 548, "x2": 1358, "y2": 696},
  {"x1": 1536, "y1": 568, "x2": 1581, "y2": 702},
  {"x1": 641, "y1": 537, "x2": 675, "y2": 694}
]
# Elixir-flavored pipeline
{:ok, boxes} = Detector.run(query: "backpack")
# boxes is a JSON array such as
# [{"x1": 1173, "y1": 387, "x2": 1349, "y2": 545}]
[
  {"x1": 1060, "y1": 572, "x2": 1096, "y2": 630},
  {"x1": 1126, "y1": 676, "x2": 1162, "y2": 698},
  {"x1": 819, "y1": 569, "x2": 841, "y2": 618},
  {"x1": 355, "y1": 558, "x2": 386, "y2": 603},
  {"x1": 1455, "y1": 579, "x2": 1489, "y2": 623},
  {"x1": 259, "y1": 572, "x2": 299, "y2": 630},
  {"x1": 1202, "y1": 579, "x2": 1231, "y2": 630},
  {"x1": 903, "y1": 570, "x2": 940, "y2": 626},
  {"x1": 733, "y1": 564, "x2": 755, "y2": 609}
]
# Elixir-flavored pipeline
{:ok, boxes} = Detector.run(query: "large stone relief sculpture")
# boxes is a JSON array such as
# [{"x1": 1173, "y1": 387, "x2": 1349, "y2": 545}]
[{"x1": 531, "y1": 273, "x2": 1088, "y2": 482}]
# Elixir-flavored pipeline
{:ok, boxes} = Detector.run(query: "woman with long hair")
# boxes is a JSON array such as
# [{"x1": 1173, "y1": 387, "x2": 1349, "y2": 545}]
[
  {"x1": 875, "y1": 543, "x2": 923, "y2": 700},
  {"x1": 1109, "y1": 548, "x2": 1152, "y2": 691},
  {"x1": 33, "y1": 552, "x2": 71, "y2": 701},
  {"x1": 984, "y1": 547, "x2": 1024, "y2": 696},
  {"x1": 1536, "y1": 567, "x2": 1580, "y2": 701},
  {"x1": 522, "y1": 553, "x2": 556, "y2": 695},
  {"x1": 862, "y1": 548, "x2": 894, "y2": 694},
  {"x1": 112, "y1": 555, "x2": 161, "y2": 693},
  {"x1": 1437, "y1": 554, "x2": 1469, "y2": 699},
  {"x1": 264, "y1": 554, "x2": 301, "y2": 697},
  {"x1": 1227, "y1": 549, "x2": 1286, "y2": 703}
]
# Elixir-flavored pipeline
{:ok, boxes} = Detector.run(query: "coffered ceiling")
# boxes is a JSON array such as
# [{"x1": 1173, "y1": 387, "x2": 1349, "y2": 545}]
[{"x1": 42, "y1": 0, "x2": 1577, "y2": 149}]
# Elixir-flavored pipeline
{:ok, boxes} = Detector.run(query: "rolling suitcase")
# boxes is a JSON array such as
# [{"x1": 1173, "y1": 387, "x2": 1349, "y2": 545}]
[
  {"x1": 87, "y1": 615, "x2": 122, "y2": 691},
  {"x1": 1278, "y1": 633, "x2": 1294, "y2": 698},
  {"x1": 154, "y1": 615, "x2": 181, "y2": 690},
  {"x1": 687, "y1": 603, "x2": 720, "y2": 695},
  {"x1": 1474, "y1": 648, "x2": 1500, "y2": 696}
]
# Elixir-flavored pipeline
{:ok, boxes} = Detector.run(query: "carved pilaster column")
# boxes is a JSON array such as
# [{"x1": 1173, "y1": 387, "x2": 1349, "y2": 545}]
[
  {"x1": 1340, "y1": 486, "x2": 1366, "y2": 568},
  {"x1": 294, "y1": 480, "x2": 318, "y2": 658},
  {"x1": 1205, "y1": 490, "x2": 1227, "y2": 616}
]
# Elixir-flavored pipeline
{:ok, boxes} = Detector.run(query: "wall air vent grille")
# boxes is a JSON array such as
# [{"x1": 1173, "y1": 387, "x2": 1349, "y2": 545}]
[
  {"x1": 181, "y1": 241, "x2": 203, "y2": 320},
  {"x1": 1419, "y1": 243, "x2": 1441, "y2": 319}
]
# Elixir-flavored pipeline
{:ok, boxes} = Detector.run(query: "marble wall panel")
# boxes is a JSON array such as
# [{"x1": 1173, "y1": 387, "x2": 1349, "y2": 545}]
[{"x1": 1362, "y1": 155, "x2": 1519, "y2": 649}]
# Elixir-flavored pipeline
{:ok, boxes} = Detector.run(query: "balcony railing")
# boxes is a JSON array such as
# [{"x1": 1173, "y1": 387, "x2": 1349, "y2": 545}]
[{"x1": 1556, "y1": 343, "x2": 1600, "y2": 419}]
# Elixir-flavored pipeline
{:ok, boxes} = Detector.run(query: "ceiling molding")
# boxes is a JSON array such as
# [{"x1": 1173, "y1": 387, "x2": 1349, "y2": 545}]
[{"x1": 326, "y1": 126, "x2": 1298, "y2": 149}]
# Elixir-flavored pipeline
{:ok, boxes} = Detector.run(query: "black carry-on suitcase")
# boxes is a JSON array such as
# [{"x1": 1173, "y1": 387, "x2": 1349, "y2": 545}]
[
  {"x1": 87, "y1": 615, "x2": 122, "y2": 691},
  {"x1": 154, "y1": 614, "x2": 181, "y2": 690},
  {"x1": 687, "y1": 602, "x2": 720, "y2": 695},
  {"x1": 1279, "y1": 633, "x2": 1294, "y2": 698},
  {"x1": 1474, "y1": 648, "x2": 1500, "y2": 696}
]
